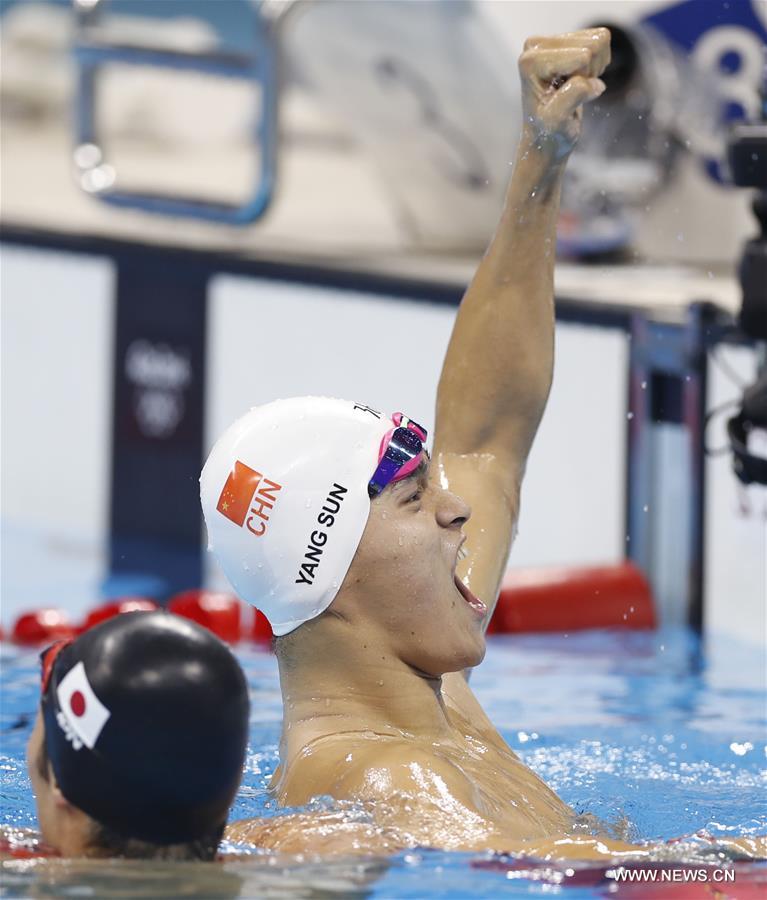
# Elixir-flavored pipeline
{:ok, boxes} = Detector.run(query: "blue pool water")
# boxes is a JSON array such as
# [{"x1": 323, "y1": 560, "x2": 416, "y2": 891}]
[{"x1": 1, "y1": 626, "x2": 765, "y2": 897}]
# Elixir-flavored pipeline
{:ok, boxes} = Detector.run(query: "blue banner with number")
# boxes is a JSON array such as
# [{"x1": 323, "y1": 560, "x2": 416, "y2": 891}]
[{"x1": 642, "y1": 0, "x2": 767, "y2": 181}]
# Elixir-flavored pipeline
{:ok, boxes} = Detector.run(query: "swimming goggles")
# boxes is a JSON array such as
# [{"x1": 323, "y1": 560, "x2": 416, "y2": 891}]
[
  {"x1": 368, "y1": 412, "x2": 428, "y2": 497},
  {"x1": 40, "y1": 639, "x2": 73, "y2": 695}
]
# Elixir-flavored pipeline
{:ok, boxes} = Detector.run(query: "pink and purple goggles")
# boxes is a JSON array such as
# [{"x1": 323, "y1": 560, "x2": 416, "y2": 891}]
[{"x1": 368, "y1": 413, "x2": 428, "y2": 497}]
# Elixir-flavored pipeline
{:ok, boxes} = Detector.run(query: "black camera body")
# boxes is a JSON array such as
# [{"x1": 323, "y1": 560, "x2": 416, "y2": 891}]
[
  {"x1": 726, "y1": 109, "x2": 767, "y2": 485},
  {"x1": 728, "y1": 122, "x2": 767, "y2": 342}
]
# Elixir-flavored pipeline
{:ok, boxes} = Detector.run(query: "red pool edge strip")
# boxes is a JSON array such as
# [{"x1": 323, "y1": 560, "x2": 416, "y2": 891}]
[{"x1": 489, "y1": 562, "x2": 655, "y2": 634}]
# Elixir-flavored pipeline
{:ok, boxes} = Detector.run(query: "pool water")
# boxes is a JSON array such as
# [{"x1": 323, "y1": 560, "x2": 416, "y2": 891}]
[{"x1": 1, "y1": 626, "x2": 765, "y2": 897}]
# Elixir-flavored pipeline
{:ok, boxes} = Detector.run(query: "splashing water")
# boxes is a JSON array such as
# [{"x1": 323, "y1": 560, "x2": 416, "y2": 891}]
[{"x1": 1, "y1": 627, "x2": 764, "y2": 896}]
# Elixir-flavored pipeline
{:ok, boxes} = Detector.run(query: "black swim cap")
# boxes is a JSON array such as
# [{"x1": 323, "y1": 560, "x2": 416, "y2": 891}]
[{"x1": 40, "y1": 611, "x2": 249, "y2": 845}]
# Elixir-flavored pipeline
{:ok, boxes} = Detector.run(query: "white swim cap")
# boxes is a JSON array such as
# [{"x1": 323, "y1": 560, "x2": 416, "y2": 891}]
[{"x1": 200, "y1": 397, "x2": 400, "y2": 635}]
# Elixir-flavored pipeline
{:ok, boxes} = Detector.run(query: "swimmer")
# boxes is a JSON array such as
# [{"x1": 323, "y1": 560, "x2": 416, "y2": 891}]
[
  {"x1": 203, "y1": 29, "x2": 767, "y2": 861},
  {"x1": 5, "y1": 611, "x2": 249, "y2": 860}
]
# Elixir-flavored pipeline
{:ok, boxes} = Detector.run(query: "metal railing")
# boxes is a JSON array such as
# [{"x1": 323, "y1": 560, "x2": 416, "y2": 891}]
[{"x1": 72, "y1": 0, "x2": 299, "y2": 225}]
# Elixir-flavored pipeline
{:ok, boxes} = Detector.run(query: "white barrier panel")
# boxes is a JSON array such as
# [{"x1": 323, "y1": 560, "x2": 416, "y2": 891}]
[{"x1": 0, "y1": 245, "x2": 114, "y2": 622}]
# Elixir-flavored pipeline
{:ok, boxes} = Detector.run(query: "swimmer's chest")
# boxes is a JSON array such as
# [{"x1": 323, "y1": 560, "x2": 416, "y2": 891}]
[
  {"x1": 439, "y1": 711, "x2": 572, "y2": 830},
  {"x1": 277, "y1": 713, "x2": 570, "y2": 834}
]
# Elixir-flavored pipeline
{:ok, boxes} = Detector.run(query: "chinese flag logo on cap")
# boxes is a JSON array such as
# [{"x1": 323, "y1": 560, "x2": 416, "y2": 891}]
[
  {"x1": 56, "y1": 661, "x2": 111, "y2": 750},
  {"x1": 217, "y1": 461, "x2": 263, "y2": 527}
]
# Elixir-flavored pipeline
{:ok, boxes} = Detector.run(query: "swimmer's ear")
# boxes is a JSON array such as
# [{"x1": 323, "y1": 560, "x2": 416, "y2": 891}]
[{"x1": 49, "y1": 772, "x2": 74, "y2": 812}]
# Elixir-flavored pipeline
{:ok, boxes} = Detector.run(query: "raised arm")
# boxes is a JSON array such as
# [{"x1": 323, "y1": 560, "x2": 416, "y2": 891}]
[{"x1": 432, "y1": 30, "x2": 610, "y2": 628}]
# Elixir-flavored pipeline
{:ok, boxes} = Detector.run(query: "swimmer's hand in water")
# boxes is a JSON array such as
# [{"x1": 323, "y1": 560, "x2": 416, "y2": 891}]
[{"x1": 519, "y1": 28, "x2": 610, "y2": 161}]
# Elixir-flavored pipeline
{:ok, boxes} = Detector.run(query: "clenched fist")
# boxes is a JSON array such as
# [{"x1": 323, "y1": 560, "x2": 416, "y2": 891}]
[{"x1": 519, "y1": 28, "x2": 611, "y2": 161}]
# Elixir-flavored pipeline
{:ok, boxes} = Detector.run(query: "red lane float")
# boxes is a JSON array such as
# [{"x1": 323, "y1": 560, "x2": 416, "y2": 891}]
[
  {"x1": 252, "y1": 609, "x2": 274, "y2": 644},
  {"x1": 80, "y1": 597, "x2": 159, "y2": 633},
  {"x1": 167, "y1": 590, "x2": 242, "y2": 642},
  {"x1": 8, "y1": 561, "x2": 654, "y2": 645},
  {"x1": 11, "y1": 609, "x2": 77, "y2": 645},
  {"x1": 489, "y1": 562, "x2": 655, "y2": 634}
]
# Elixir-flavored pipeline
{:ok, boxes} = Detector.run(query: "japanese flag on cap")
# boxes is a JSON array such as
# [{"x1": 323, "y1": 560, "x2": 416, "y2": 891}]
[{"x1": 56, "y1": 661, "x2": 111, "y2": 749}]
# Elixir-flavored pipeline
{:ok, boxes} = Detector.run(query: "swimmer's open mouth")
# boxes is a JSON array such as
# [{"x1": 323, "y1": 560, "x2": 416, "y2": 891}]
[{"x1": 454, "y1": 573, "x2": 487, "y2": 616}]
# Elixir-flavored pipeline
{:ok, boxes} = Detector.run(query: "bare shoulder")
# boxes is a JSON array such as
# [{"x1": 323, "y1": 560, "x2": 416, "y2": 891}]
[
  {"x1": 280, "y1": 733, "x2": 482, "y2": 807},
  {"x1": 225, "y1": 810, "x2": 401, "y2": 856},
  {"x1": 332, "y1": 741, "x2": 484, "y2": 811}
]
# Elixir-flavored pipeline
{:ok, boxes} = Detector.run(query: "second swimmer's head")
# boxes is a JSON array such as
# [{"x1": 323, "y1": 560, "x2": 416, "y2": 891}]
[{"x1": 30, "y1": 611, "x2": 249, "y2": 860}]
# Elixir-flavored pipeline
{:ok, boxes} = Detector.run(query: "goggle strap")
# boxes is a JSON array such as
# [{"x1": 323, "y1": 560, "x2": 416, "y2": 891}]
[{"x1": 40, "y1": 639, "x2": 73, "y2": 696}]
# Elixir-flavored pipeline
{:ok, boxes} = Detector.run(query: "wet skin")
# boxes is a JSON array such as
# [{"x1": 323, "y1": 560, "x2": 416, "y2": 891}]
[
  {"x1": 255, "y1": 29, "x2": 616, "y2": 853},
  {"x1": 25, "y1": 711, "x2": 92, "y2": 857},
  {"x1": 268, "y1": 456, "x2": 576, "y2": 849}
]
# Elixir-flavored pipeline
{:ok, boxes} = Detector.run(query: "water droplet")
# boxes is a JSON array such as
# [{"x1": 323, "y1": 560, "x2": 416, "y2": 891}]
[
  {"x1": 305, "y1": 499, "x2": 312, "y2": 509},
  {"x1": 627, "y1": 411, "x2": 634, "y2": 420},
  {"x1": 641, "y1": 381, "x2": 647, "y2": 390},
  {"x1": 643, "y1": 504, "x2": 649, "y2": 513},
  {"x1": 729, "y1": 741, "x2": 753, "y2": 756}
]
